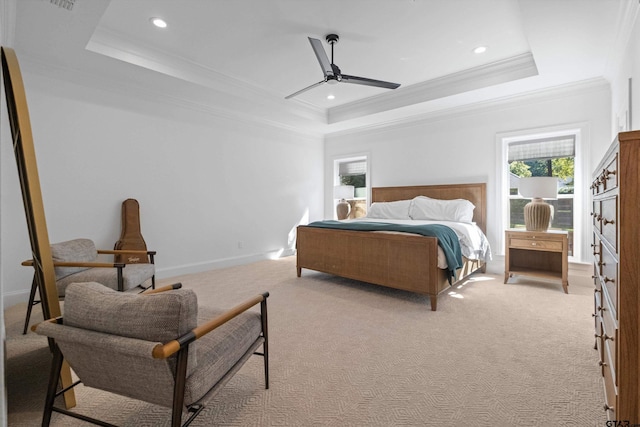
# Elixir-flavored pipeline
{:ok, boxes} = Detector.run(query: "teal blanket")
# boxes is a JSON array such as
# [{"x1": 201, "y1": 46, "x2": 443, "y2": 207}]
[{"x1": 306, "y1": 220, "x2": 463, "y2": 279}]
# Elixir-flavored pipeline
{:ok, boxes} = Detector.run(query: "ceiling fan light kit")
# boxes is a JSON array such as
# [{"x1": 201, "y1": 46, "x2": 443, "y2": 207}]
[{"x1": 285, "y1": 34, "x2": 401, "y2": 99}]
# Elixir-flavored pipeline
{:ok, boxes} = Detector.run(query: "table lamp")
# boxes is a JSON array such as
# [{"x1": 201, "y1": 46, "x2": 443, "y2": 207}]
[
  {"x1": 334, "y1": 185, "x2": 354, "y2": 220},
  {"x1": 518, "y1": 177, "x2": 558, "y2": 231}
]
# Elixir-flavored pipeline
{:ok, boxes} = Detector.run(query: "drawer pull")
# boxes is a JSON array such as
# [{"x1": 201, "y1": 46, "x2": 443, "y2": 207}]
[
  {"x1": 598, "y1": 360, "x2": 607, "y2": 367},
  {"x1": 604, "y1": 276, "x2": 615, "y2": 283},
  {"x1": 604, "y1": 334, "x2": 614, "y2": 342},
  {"x1": 602, "y1": 218, "x2": 615, "y2": 225},
  {"x1": 604, "y1": 169, "x2": 616, "y2": 178},
  {"x1": 598, "y1": 261, "x2": 606, "y2": 267},
  {"x1": 604, "y1": 404, "x2": 614, "y2": 412},
  {"x1": 595, "y1": 332, "x2": 602, "y2": 339},
  {"x1": 531, "y1": 242, "x2": 537, "y2": 246}
]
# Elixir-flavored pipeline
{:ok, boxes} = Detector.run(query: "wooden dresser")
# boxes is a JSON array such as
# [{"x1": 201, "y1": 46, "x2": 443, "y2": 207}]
[{"x1": 591, "y1": 130, "x2": 640, "y2": 423}]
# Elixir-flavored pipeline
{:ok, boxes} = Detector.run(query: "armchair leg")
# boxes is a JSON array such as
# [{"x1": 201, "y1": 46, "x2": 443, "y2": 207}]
[
  {"x1": 171, "y1": 347, "x2": 189, "y2": 427},
  {"x1": 23, "y1": 275, "x2": 40, "y2": 334},
  {"x1": 42, "y1": 342, "x2": 64, "y2": 427},
  {"x1": 261, "y1": 297, "x2": 269, "y2": 389},
  {"x1": 117, "y1": 267, "x2": 123, "y2": 292}
]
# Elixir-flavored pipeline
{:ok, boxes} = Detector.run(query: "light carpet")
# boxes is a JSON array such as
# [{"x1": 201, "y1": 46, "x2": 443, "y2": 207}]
[{"x1": 5, "y1": 256, "x2": 606, "y2": 426}]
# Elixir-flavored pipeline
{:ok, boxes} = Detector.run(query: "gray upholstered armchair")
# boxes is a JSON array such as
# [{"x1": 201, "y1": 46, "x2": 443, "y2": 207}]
[
  {"x1": 22, "y1": 238, "x2": 156, "y2": 333},
  {"x1": 33, "y1": 281, "x2": 269, "y2": 427}
]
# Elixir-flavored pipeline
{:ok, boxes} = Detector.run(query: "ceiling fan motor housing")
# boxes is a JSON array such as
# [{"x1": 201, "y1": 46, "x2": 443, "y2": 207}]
[{"x1": 326, "y1": 34, "x2": 339, "y2": 44}]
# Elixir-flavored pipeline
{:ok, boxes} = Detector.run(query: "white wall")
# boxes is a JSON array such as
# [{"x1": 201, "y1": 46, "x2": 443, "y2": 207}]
[
  {"x1": 325, "y1": 82, "x2": 611, "y2": 269},
  {"x1": 610, "y1": 5, "x2": 640, "y2": 137},
  {"x1": 1, "y1": 67, "x2": 324, "y2": 307}
]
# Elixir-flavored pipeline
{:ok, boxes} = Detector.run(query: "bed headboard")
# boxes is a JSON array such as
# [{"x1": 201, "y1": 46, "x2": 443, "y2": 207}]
[{"x1": 371, "y1": 183, "x2": 487, "y2": 233}]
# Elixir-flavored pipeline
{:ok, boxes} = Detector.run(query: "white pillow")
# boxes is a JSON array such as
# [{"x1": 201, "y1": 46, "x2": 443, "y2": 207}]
[
  {"x1": 409, "y1": 196, "x2": 475, "y2": 223},
  {"x1": 366, "y1": 199, "x2": 412, "y2": 219}
]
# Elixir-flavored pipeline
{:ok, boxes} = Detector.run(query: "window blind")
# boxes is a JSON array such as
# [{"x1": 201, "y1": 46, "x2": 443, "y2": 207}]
[
  {"x1": 339, "y1": 160, "x2": 366, "y2": 176},
  {"x1": 508, "y1": 136, "x2": 575, "y2": 162}
]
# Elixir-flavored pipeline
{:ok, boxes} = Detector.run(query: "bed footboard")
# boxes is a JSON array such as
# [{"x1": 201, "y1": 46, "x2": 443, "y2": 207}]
[{"x1": 297, "y1": 226, "x2": 483, "y2": 310}]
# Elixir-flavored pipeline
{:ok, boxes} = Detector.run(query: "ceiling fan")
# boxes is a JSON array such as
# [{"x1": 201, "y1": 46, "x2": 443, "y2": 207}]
[{"x1": 285, "y1": 34, "x2": 401, "y2": 100}]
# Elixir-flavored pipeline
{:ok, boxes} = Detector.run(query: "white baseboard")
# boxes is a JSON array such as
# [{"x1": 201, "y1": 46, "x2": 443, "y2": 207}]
[
  {"x1": 2, "y1": 248, "x2": 297, "y2": 309},
  {"x1": 3, "y1": 289, "x2": 30, "y2": 310},
  {"x1": 155, "y1": 248, "x2": 295, "y2": 280}
]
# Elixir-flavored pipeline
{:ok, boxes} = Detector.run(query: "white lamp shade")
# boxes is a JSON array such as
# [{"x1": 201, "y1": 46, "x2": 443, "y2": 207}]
[
  {"x1": 333, "y1": 185, "x2": 355, "y2": 200},
  {"x1": 518, "y1": 177, "x2": 558, "y2": 200}
]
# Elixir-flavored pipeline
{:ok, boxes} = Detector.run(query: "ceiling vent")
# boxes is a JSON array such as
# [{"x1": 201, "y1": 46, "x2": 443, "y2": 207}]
[{"x1": 48, "y1": 0, "x2": 76, "y2": 11}]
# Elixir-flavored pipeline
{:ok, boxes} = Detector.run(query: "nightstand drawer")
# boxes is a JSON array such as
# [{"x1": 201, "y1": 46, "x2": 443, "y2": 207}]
[{"x1": 509, "y1": 238, "x2": 563, "y2": 251}]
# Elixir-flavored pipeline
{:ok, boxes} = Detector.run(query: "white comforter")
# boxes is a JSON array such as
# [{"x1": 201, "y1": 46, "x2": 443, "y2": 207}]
[{"x1": 342, "y1": 218, "x2": 492, "y2": 269}]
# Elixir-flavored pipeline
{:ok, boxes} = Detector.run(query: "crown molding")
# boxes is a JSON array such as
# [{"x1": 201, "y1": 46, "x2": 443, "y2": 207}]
[
  {"x1": 19, "y1": 54, "x2": 326, "y2": 139},
  {"x1": 325, "y1": 77, "x2": 609, "y2": 139},
  {"x1": 86, "y1": 27, "x2": 326, "y2": 125},
  {"x1": 328, "y1": 52, "x2": 538, "y2": 124}
]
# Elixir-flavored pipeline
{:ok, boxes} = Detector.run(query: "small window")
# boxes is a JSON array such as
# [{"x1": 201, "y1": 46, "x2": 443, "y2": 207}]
[{"x1": 334, "y1": 155, "x2": 368, "y2": 219}]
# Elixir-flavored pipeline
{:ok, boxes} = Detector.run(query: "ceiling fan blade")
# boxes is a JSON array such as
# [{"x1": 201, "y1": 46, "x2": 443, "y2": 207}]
[
  {"x1": 340, "y1": 74, "x2": 401, "y2": 90},
  {"x1": 308, "y1": 37, "x2": 334, "y2": 78},
  {"x1": 285, "y1": 80, "x2": 326, "y2": 99}
]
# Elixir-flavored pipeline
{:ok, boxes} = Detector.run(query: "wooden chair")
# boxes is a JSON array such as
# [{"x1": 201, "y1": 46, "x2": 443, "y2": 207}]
[
  {"x1": 22, "y1": 238, "x2": 156, "y2": 334},
  {"x1": 33, "y1": 281, "x2": 269, "y2": 427}
]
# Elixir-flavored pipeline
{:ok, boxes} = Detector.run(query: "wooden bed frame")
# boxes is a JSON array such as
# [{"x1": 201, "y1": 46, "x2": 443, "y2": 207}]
[{"x1": 296, "y1": 183, "x2": 487, "y2": 311}]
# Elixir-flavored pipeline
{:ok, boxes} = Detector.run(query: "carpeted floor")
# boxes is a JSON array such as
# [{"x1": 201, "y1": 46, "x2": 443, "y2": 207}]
[{"x1": 5, "y1": 256, "x2": 607, "y2": 426}]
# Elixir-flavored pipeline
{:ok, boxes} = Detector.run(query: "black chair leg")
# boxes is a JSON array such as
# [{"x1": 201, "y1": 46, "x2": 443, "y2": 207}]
[
  {"x1": 23, "y1": 275, "x2": 40, "y2": 334},
  {"x1": 171, "y1": 347, "x2": 189, "y2": 427},
  {"x1": 42, "y1": 343, "x2": 64, "y2": 427},
  {"x1": 261, "y1": 296, "x2": 269, "y2": 389}
]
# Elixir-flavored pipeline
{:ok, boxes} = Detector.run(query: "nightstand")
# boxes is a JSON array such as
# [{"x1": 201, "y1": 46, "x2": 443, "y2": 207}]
[{"x1": 504, "y1": 229, "x2": 569, "y2": 293}]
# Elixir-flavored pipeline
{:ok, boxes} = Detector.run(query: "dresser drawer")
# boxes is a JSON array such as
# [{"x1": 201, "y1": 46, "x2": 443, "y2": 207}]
[
  {"x1": 601, "y1": 307, "x2": 617, "y2": 378},
  {"x1": 509, "y1": 238, "x2": 563, "y2": 251},
  {"x1": 591, "y1": 201, "x2": 601, "y2": 233},
  {"x1": 600, "y1": 196, "x2": 617, "y2": 251},
  {"x1": 602, "y1": 346, "x2": 618, "y2": 420},
  {"x1": 601, "y1": 152, "x2": 618, "y2": 192},
  {"x1": 599, "y1": 243, "x2": 618, "y2": 314}
]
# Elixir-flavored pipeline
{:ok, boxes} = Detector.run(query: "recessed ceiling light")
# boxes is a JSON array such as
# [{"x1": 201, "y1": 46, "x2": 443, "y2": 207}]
[
  {"x1": 150, "y1": 17, "x2": 167, "y2": 28},
  {"x1": 473, "y1": 46, "x2": 487, "y2": 54},
  {"x1": 327, "y1": 94, "x2": 335, "y2": 100}
]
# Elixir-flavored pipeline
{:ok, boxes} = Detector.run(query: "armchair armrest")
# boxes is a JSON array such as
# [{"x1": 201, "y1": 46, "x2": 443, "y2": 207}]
[
  {"x1": 22, "y1": 259, "x2": 125, "y2": 269},
  {"x1": 142, "y1": 283, "x2": 182, "y2": 295},
  {"x1": 98, "y1": 249, "x2": 156, "y2": 264},
  {"x1": 152, "y1": 292, "x2": 270, "y2": 359}
]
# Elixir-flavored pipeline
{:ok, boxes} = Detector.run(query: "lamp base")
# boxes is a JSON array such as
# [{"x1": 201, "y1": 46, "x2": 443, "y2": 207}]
[
  {"x1": 524, "y1": 198, "x2": 552, "y2": 231},
  {"x1": 336, "y1": 199, "x2": 351, "y2": 220}
]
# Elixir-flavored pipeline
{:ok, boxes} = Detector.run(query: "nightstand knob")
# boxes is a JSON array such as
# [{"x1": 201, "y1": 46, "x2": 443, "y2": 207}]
[{"x1": 531, "y1": 242, "x2": 537, "y2": 246}]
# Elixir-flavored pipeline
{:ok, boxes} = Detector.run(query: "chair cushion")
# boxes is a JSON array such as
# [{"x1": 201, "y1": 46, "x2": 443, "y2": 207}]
[
  {"x1": 184, "y1": 305, "x2": 263, "y2": 406},
  {"x1": 56, "y1": 263, "x2": 155, "y2": 296},
  {"x1": 64, "y1": 282, "x2": 197, "y2": 345},
  {"x1": 51, "y1": 238, "x2": 97, "y2": 280}
]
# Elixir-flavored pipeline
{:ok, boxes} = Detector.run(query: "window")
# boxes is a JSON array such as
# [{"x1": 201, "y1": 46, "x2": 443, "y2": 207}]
[
  {"x1": 497, "y1": 125, "x2": 588, "y2": 261},
  {"x1": 508, "y1": 135, "x2": 575, "y2": 255},
  {"x1": 334, "y1": 155, "x2": 368, "y2": 218}
]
